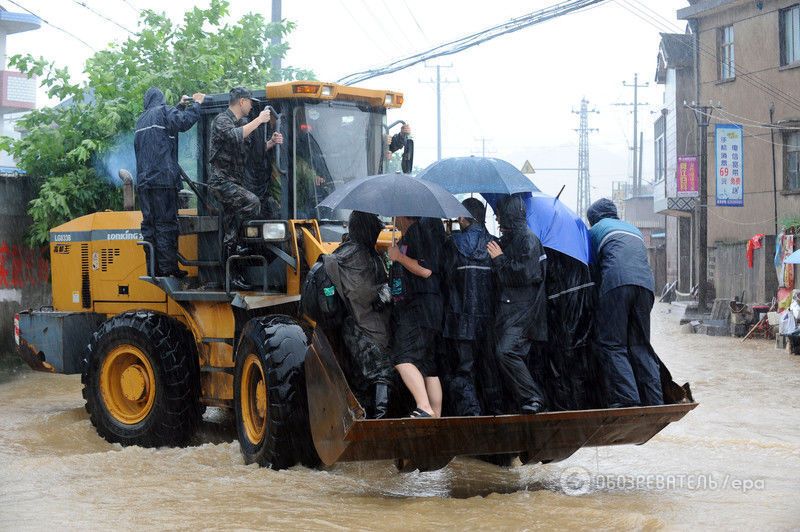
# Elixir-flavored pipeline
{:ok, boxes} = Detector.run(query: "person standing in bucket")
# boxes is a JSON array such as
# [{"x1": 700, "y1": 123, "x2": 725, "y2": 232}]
[
  {"x1": 487, "y1": 195, "x2": 549, "y2": 414},
  {"x1": 388, "y1": 216, "x2": 444, "y2": 418},
  {"x1": 586, "y1": 198, "x2": 663, "y2": 407},
  {"x1": 442, "y1": 198, "x2": 504, "y2": 416},
  {"x1": 134, "y1": 87, "x2": 204, "y2": 277},
  {"x1": 326, "y1": 211, "x2": 394, "y2": 419}
]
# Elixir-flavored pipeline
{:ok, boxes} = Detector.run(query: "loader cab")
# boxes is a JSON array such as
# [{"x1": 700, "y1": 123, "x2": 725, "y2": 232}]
[{"x1": 169, "y1": 81, "x2": 406, "y2": 297}]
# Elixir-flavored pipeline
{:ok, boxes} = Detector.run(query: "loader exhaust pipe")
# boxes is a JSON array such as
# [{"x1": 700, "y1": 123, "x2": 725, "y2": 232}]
[{"x1": 119, "y1": 169, "x2": 135, "y2": 211}]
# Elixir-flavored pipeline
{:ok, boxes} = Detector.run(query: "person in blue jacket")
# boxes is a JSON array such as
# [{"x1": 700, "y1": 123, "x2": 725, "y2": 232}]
[
  {"x1": 134, "y1": 87, "x2": 204, "y2": 277},
  {"x1": 587, "y1": 198, "x2": 663, "y2": 407}
]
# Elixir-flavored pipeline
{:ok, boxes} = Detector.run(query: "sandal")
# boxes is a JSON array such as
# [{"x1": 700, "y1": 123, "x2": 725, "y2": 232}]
[{"x1": 409, "y1": 408, "x2": 432, "y2": 418}]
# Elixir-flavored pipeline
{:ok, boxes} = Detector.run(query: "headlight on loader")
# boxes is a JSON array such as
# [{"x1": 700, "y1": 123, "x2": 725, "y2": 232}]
[
  {"x1": 262, "y1": 222, "x2": 287, "y2": 241},
  {"x1": 245, "y1": 226, "x2": 260, "y2": 238}
]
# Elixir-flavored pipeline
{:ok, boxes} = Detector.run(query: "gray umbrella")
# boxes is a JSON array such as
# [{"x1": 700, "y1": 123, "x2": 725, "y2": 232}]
[
  {"x1": 416, "y1": 156, "x2": 540, "y2": 194},
  {"x1": 318, "y1": 173, "x2": 471, "y2": 219}
]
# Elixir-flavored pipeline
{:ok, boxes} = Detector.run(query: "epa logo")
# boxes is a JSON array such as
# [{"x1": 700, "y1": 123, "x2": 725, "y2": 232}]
[{"x1": 559, "y1": 466, "x2": 592, "y2": 496}]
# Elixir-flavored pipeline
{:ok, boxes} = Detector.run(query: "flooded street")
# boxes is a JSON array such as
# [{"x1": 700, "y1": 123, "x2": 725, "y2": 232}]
[{"x1": 1, "y1": 303, "x2": 798, "y2": 530}]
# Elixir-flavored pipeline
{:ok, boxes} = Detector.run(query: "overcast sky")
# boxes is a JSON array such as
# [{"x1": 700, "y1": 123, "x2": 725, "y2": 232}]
[{"x1": 6, "y1": 0, "x2": 689, "y2": 213}]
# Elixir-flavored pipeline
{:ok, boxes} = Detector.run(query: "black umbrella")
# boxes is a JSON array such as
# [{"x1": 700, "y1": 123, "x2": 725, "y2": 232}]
[
  {"x1": 318, "y1": 173, "x2": 471, "y2": 219},
  {"x1": 416, "y1": 156, "x2": 540, "y2": 194}
]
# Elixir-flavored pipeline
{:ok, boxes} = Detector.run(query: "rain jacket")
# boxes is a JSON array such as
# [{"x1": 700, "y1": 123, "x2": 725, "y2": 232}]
[
  {"x1": 492, "y1": 195, "x2": 548, "y2": 342},
  {"x1": 134, "y1": 87, "x2": 200, "y2": 189},
  {"x1": 541, "y1": 247, "x2": 603, "y2": 410},
  {"x1": 587, "y1": 198, "x2": 654, "y2": 295},
  {"x1": 443, "y1": 222, "x2": 495, "y2": 340},
  {"x1": 328, "y1": 212, "x2": 390, "y2": 350},
  {"x1": 390, "y1": 220, "x2": 444, "y2": 332}
]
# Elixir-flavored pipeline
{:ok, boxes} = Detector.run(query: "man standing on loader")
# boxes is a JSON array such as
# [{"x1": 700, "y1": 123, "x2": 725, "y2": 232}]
[
  {"x1": 587, "y1": 198, "x2": 663, "y2": 407},
  {"x1": 208, "y1": 86, "x2": 283, "y2": 289},
  {"x1": 486, "y1": 194, "x2": 549, "y2": 414},
  {"x1": 134, "y1": 87, "x2": 204, "y2": 277}
]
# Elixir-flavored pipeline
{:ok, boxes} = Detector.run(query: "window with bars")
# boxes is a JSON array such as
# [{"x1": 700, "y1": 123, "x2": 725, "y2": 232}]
[
  {"x1": 718, "y1": 25, "x2": 735, "y2": 80},
  {"x1": 781, "y1": 5, "x2": 800, "y2": 66},
  {"x1": 784, "y1": 131, "x2": 800, "y2": 191}
]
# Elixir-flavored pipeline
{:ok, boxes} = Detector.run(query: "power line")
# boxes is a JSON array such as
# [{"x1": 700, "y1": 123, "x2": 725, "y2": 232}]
[
  {"x1": 402, "y1": 0, "x2": 430, "y2": 43},
  {"x1": 380, "y1": 0, "x2": 417, "y2": 47},
  {"x1": 71, "y1": 0, "x2": 134, "y2": 35},
  {"x1": 615, "y1": 0, "x2": 800, "y2": 115},
  {"x1": 338, "y1": 0, "x2": 608, "y2": 85},
  {"x1": 6, "y1": 0, "x2": 97, "y2": 51},
  {"x1": 119, "y1": 0, "x2": 140, "y2": 14},
  {"x1": 360, "y1": 0, "x2": 407, "y2": 54},
  {"x1": 336, "y1": 0, "x2": 393, "y2": 59}
]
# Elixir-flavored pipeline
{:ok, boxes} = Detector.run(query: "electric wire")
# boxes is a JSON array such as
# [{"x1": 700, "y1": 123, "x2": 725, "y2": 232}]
[
  {"x1": 71, "y1": 0, "x2": 135, "y2": 35},
  {"x1": 616, "y1": 0, "x2": 800, "y2": 115},
  {"x1": 6, "y1": 0, "x2": 97, "y2": 51},
  {"x1": 337, "y1": 0, "x2": 608, "y2": 85}
]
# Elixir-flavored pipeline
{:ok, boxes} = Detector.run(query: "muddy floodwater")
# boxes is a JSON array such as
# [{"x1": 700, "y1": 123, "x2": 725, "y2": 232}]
[{"x1": 1, "y1": 303, "x2": 798, "y2": 530}]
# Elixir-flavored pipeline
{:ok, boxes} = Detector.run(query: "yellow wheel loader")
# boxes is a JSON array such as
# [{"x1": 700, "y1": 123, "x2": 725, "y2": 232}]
[{"x1": 16, "y1": 80, "x2": 695, "y2": 471}]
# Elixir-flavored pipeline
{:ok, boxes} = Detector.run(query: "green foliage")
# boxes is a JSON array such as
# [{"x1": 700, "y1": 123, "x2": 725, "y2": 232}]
[
  {"x1": 2, "y1": 0, "x2": 313, "y2": 246},
  {"x1": 27, "y1": 170, "x2": 122, "y2": 245},
  {"x1": 780, "y1": 214, "x2": 800, "y2": 231}
]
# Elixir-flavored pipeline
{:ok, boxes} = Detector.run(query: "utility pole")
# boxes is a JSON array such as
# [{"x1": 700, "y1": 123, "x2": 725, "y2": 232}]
[
  {"x1": 614, "y1": 73, "x2": 649, "y2": 194},
  {"x1": 271, "y1": 0, "x2": 282, "y2": 78},
  {"x1": 420, "y1": 64, "x2": 456, "y2": 160},
  {"x1": 572, "y1": 98, "x2": 598, "y2": 219},
  {"x1": 475, "y1": 137, "x2": 493, "y2": 157},
  {"x1": 685, "y1": 101, "x2": 720, "y2": 312}
]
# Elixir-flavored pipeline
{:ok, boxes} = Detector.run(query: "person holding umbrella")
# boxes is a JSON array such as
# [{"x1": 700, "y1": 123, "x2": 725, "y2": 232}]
[
  {"x1": 317, "y1": 172, "x2": 472, "y2": 417},
  {"x1": 486, "y1": 195, "x2": 549, "y2": 414},
  {"x1": 388, "y1": 216, "x2": 444, "y2": 418}
]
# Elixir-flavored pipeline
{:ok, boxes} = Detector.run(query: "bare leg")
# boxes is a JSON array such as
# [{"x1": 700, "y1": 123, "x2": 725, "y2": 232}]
[
  {"x1": 424, "y1": 376, "x2": 443, "y2": 417},
  {"x1": 395, "y1": 363, "x2": 433, "y2": 415}
]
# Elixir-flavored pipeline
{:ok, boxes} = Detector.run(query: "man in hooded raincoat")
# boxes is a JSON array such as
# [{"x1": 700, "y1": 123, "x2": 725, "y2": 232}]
[
  {"x1": 442, "y1": 198, "x2": 504, "y2": 416},
  {"x1": 487, "y1": 195, "x2": 549, "y2": 414},
  {"x1": 325, "y1": 211, "x2": 394, "y2": 419},
  {"x1": 587, "y1": 198, "x2": 663, "y2": 407},
  {"x1": 134, "y1": 87, "x2": 204, "y2": 277}
]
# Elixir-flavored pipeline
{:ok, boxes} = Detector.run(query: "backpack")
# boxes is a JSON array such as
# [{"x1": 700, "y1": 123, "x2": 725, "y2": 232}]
[{"x1": 301, "y1": 255, "x2": 345, "y2": 328}]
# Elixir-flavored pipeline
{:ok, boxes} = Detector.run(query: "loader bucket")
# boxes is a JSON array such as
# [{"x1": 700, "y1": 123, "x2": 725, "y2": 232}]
[{"x1": 304, "y1": 329, "x2": 697, "y2": 469}]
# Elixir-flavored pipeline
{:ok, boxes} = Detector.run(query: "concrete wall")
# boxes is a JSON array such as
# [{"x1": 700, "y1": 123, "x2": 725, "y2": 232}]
[
  {"x1": 692, "y1": 1, "x2": 800, "y2": 243},
  {"x1": 713, "y1": 235, "x2": 779, "y2": 303},
  {"x1": 0, "y1": 175, "x2": 51, "y2": 356}
]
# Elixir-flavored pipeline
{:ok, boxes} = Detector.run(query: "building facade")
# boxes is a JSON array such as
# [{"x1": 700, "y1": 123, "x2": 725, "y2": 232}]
[
  {"x1": 653, "y1": 32, "x2": 697, "y2": 293},
  {"x1": 677, "y1": 0, "x2": 800, "y2": 302}
]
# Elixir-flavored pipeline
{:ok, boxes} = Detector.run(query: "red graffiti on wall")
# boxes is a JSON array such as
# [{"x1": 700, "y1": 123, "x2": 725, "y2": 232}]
[{"x1": 0, "y1": 241, "x2": 50, "y2": 289}]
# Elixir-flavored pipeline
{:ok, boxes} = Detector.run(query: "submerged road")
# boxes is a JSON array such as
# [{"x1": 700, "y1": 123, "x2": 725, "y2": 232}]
[{"x1": 1, "y1": 303, "x2": 797, "y2": 529}]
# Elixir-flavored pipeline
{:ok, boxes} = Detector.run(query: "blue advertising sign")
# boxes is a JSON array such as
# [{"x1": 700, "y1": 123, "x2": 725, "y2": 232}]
[{"x1": 715, "y1": 124, "x2": 744, "y2": 207}]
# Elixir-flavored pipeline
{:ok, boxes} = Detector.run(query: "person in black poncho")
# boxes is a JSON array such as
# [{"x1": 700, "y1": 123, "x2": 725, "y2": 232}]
[
  {"x1": 326, "y1": 211, "x2": 394, "y2": 418},
  {"x1": 388, "y1": 216, "x2": 444, "y2": 418},
  {"x1": 487, "y1": 195, "x2": 548, "y2": 414},
  {"x1": 442, "y1": 198, "x2": 505, "y2": 416}
]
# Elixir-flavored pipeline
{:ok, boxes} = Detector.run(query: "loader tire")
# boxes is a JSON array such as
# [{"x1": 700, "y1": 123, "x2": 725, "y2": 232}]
[
  {"x1": 234, "y1": 315, "x2": 320, "y2": 470},
  {"x1": 81, "y1": 311, "x2": 201, "y2": 447}
]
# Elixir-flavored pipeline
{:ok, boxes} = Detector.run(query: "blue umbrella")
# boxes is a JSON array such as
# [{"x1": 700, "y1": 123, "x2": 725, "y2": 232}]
[
  {"x1": 483, "y1": 192, "x2": 591, "y2": 265},
  {"x1": 784, "y1": 249, "x2": 800, "y2": 264},
  {"x1": 417, "y1": 157, "x2": 540, "y2": 195}
]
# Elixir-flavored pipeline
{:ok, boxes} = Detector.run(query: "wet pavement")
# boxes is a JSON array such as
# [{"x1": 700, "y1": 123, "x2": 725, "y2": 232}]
[{"x1": 1, "y1": 303, "x2": 798, "y2": 530}]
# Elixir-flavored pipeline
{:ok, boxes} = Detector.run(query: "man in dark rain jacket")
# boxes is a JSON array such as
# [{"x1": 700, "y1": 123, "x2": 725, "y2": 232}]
[
  {"x1": 442, "y1": 198, "x2": 504, "y2": 416},
  {"x1": 587, "y1": 198, "x2": 662, "y2": 407},
  {"x1": 134, "y1": 87, "x2": 204, "y2": 277},
  {"x1": 209, "y1": 87, "x2": 283, "y2": 289},
  {"x1": 326, "y1": 211, "x2": 394, "y2": 419},
  {"x1": 487, "y1": 195, "x2": 548, "y2": 414}
]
